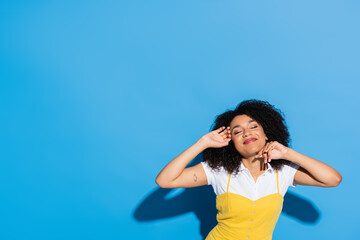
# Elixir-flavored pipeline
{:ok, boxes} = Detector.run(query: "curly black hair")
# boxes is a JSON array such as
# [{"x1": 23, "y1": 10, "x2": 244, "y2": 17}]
[{"x1": 203, "y1": 99, "x2": 292, "y2": 174}]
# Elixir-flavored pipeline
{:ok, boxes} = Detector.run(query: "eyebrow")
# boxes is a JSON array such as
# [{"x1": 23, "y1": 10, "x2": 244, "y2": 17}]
[{"x1": 231, "y1": 120, "x2": 256, "y2": 131}]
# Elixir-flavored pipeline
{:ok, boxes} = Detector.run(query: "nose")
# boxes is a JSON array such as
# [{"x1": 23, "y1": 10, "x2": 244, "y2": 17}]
[{"x1": 243, "y1": 129, "x2": 251, "y2": 138}]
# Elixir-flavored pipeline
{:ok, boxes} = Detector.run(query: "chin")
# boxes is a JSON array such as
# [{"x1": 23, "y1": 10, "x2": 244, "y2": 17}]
[{"x1": 237, "y1": 147, "x2": 262, "y2": 157}]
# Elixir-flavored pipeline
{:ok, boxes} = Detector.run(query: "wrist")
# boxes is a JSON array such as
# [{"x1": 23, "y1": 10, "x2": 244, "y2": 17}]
[
  {"x1": 284, "y1": 148, "x2": 296, "y2": 161},
  {"x1": 284, "y1": 148, "x2": 302, "y2": 166},
  {"x1": 196, "y1": 137, "x2": 209, "y2": 150}
]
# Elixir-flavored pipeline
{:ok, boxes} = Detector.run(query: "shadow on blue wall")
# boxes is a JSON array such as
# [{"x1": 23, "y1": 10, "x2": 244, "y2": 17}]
[{"x1": 134, "y1": 157, "x2": 320, "y2": 239}]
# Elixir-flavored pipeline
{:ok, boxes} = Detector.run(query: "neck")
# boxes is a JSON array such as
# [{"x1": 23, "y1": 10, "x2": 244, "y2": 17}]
[{"x1": 241, "y1": 156, "x2": 268, "y2": 172}]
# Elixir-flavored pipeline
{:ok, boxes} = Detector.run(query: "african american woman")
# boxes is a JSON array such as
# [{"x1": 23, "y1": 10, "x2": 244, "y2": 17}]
[{"x1": 155, "y1": 99, "x2": 342, "y2": 240}]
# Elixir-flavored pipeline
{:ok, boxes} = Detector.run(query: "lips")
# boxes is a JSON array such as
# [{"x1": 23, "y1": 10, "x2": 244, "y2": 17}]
[{"x1": 243, "y1": 138, "x2": 257, "y2": 144}]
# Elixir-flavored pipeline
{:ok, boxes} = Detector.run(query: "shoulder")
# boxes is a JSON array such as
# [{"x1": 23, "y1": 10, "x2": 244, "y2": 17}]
[
  {"x1": 280, "y1": 161, "x2": 300, "y2": 172},
  {"x1": 278, "y1": 161, "x2": 300, "y2": 187},
  {"x1": 201, "y1": 161, "x2": 228, "y2": 185},
  {"x1": 201, "y1": 161, "x2": 227, "y2": 175}
]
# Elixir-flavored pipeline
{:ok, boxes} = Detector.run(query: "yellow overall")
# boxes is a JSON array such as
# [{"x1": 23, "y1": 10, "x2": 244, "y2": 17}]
[{"x1": 205, "y1": 170, "x2": 283, "y2": 240}]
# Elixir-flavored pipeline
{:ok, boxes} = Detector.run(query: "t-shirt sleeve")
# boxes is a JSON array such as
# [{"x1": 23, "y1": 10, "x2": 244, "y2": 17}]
[
  {"x1": 282, "y1": 162, "x2": 300, "y2": 188},
  {"x1": 201, "y1": 161, "x2": 215, "y2": 186}
]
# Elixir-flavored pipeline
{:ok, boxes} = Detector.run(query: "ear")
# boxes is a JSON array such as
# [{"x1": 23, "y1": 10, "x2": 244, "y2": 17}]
[{"x1": 265, "y1": 136, "x2": 268, "y2": 141}]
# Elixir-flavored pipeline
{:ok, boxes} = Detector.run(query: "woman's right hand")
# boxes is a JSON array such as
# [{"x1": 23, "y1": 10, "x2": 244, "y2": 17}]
[{"x1": 200, "y1": 126, "x2": 231, "y2": 148}]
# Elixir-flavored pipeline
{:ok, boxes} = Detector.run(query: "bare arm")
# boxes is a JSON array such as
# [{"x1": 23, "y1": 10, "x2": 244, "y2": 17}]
[
  {"x1": 155, "y1": 140, "x2": 208, "y2": 188},
  {"x1": 285, "y1": 149, "x2": 342, "y2": 187},
  {"x1": 259, "y1": 142, "x2": 342, "y2": 188},
  {"x1": 155, "y1": 126, "x2": 231, "y2": 188}
]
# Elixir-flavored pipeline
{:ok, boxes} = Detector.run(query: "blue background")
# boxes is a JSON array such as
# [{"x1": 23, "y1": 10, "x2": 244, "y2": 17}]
[{"x1": 1, "y1": 1, "x2": 359, "y2": 239}]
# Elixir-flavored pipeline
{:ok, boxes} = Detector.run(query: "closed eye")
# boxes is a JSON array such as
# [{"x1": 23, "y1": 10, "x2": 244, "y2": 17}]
[{"x1": 234, "y1": 125, "x2": 257, "y2": 135}]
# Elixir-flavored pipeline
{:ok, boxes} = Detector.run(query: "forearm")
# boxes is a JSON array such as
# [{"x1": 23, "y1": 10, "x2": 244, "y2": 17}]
[
  {"x1": 155, "y1": 138, "x2": 207, "y2": 186},
  {"x1": 285, "y1": 149, "x2": 342, "y2": 187}
]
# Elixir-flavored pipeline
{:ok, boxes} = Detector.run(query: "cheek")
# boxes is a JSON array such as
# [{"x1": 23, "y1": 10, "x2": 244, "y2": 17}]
[
  {"x1": 256, "y1": 137, "x2": 267, "y2": 148},
  {"x1": 231, "y1": 135, "x2": 241, "y2": 143}
]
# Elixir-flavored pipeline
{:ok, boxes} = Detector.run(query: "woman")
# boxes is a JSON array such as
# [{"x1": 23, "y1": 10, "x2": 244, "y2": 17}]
[{"x1": 155, "y1": 99, "x2": 342, "y2": 240}]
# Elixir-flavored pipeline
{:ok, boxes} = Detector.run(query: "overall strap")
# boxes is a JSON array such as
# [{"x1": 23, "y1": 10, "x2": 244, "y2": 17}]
[
  {"x1": 227, "y1": 174, "x2": 232, "y2": 192},
  {"x1": 276, "y1": 170, "x2": 280, "y2": 194}
]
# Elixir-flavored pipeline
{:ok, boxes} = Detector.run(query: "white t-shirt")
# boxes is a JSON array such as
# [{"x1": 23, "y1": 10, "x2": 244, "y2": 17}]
[{"x1": 201, "y1": 161, "x2": 300, "y2": 201}]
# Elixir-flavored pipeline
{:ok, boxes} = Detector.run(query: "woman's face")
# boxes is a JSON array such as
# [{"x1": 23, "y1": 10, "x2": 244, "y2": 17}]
[{"x1": 229, "y1": 114, "x2": 268, "y2": 158}]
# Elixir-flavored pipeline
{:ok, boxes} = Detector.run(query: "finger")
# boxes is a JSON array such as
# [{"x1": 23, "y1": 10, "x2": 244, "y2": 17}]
[
  {"x1": 264, "y1": 150, "x2": 268, "y2": 163},
  {"x1": 255, "y1": 145, "x2": 265, "y2": 158},
  {"x1": 265, "y1": 141, "x2": 271, "y2": 150},
  {"x1": 221, "y1": 137, "x2": 232, "y2": 146},
  {"x1": 255, "y1": 150, "x2": 261, "y2": 158},
  {"x1": 263, "y1": 142, "x2": 272, "y2": 162},
  {"x1": 269, "y1": 144, "x2": 276, "y2": 152},
  {"x1": 265, "y1": 142, "x2": 273, "y2": 162},
  {"x1": 268, "y1": 142, "x2": 277, "y2": 150},
  {"x1": 256, "y1": 144, "x2": 267, "y2": 159},
  {"x1": 268, "y1": 141, "x2": 280, "y2": 153},
  {"x1": 268, "y1": 144, "x2": 279, "y2": 162},
  {"x1": 268, "y1": 143, "x2": 279, "y2": 161},
  {"x1": 222, "y1": 127, "x2": 231, "y2": 138},
  {"x1": 219, "y1": 127, "x2": 229, "y2": 136},
  {"x1": 222, "y1": 133, "x2": 232, "y2": 141},
  {"x1": 216, "y1": 126, "x2": 226, "y2": 133},
  {"x1": 263, "y1": 141, "x2": 274, "y2": 153},
  {"x1": 221, "y1": 135, "x2": 230, "y2": 142},
  {"x1": 267, "y1": 149, "x2": 272, "y2": 162}
]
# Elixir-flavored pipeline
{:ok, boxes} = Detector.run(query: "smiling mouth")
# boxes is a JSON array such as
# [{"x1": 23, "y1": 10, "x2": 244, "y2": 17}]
[{"x1": 243, "y1": 138, "x2": 257, "y2": 144}]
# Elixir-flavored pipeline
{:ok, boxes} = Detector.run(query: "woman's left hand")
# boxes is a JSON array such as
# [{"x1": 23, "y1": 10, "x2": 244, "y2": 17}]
[{"x1": 255, "y1": 141, "x2": 290, "y2": 163}]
